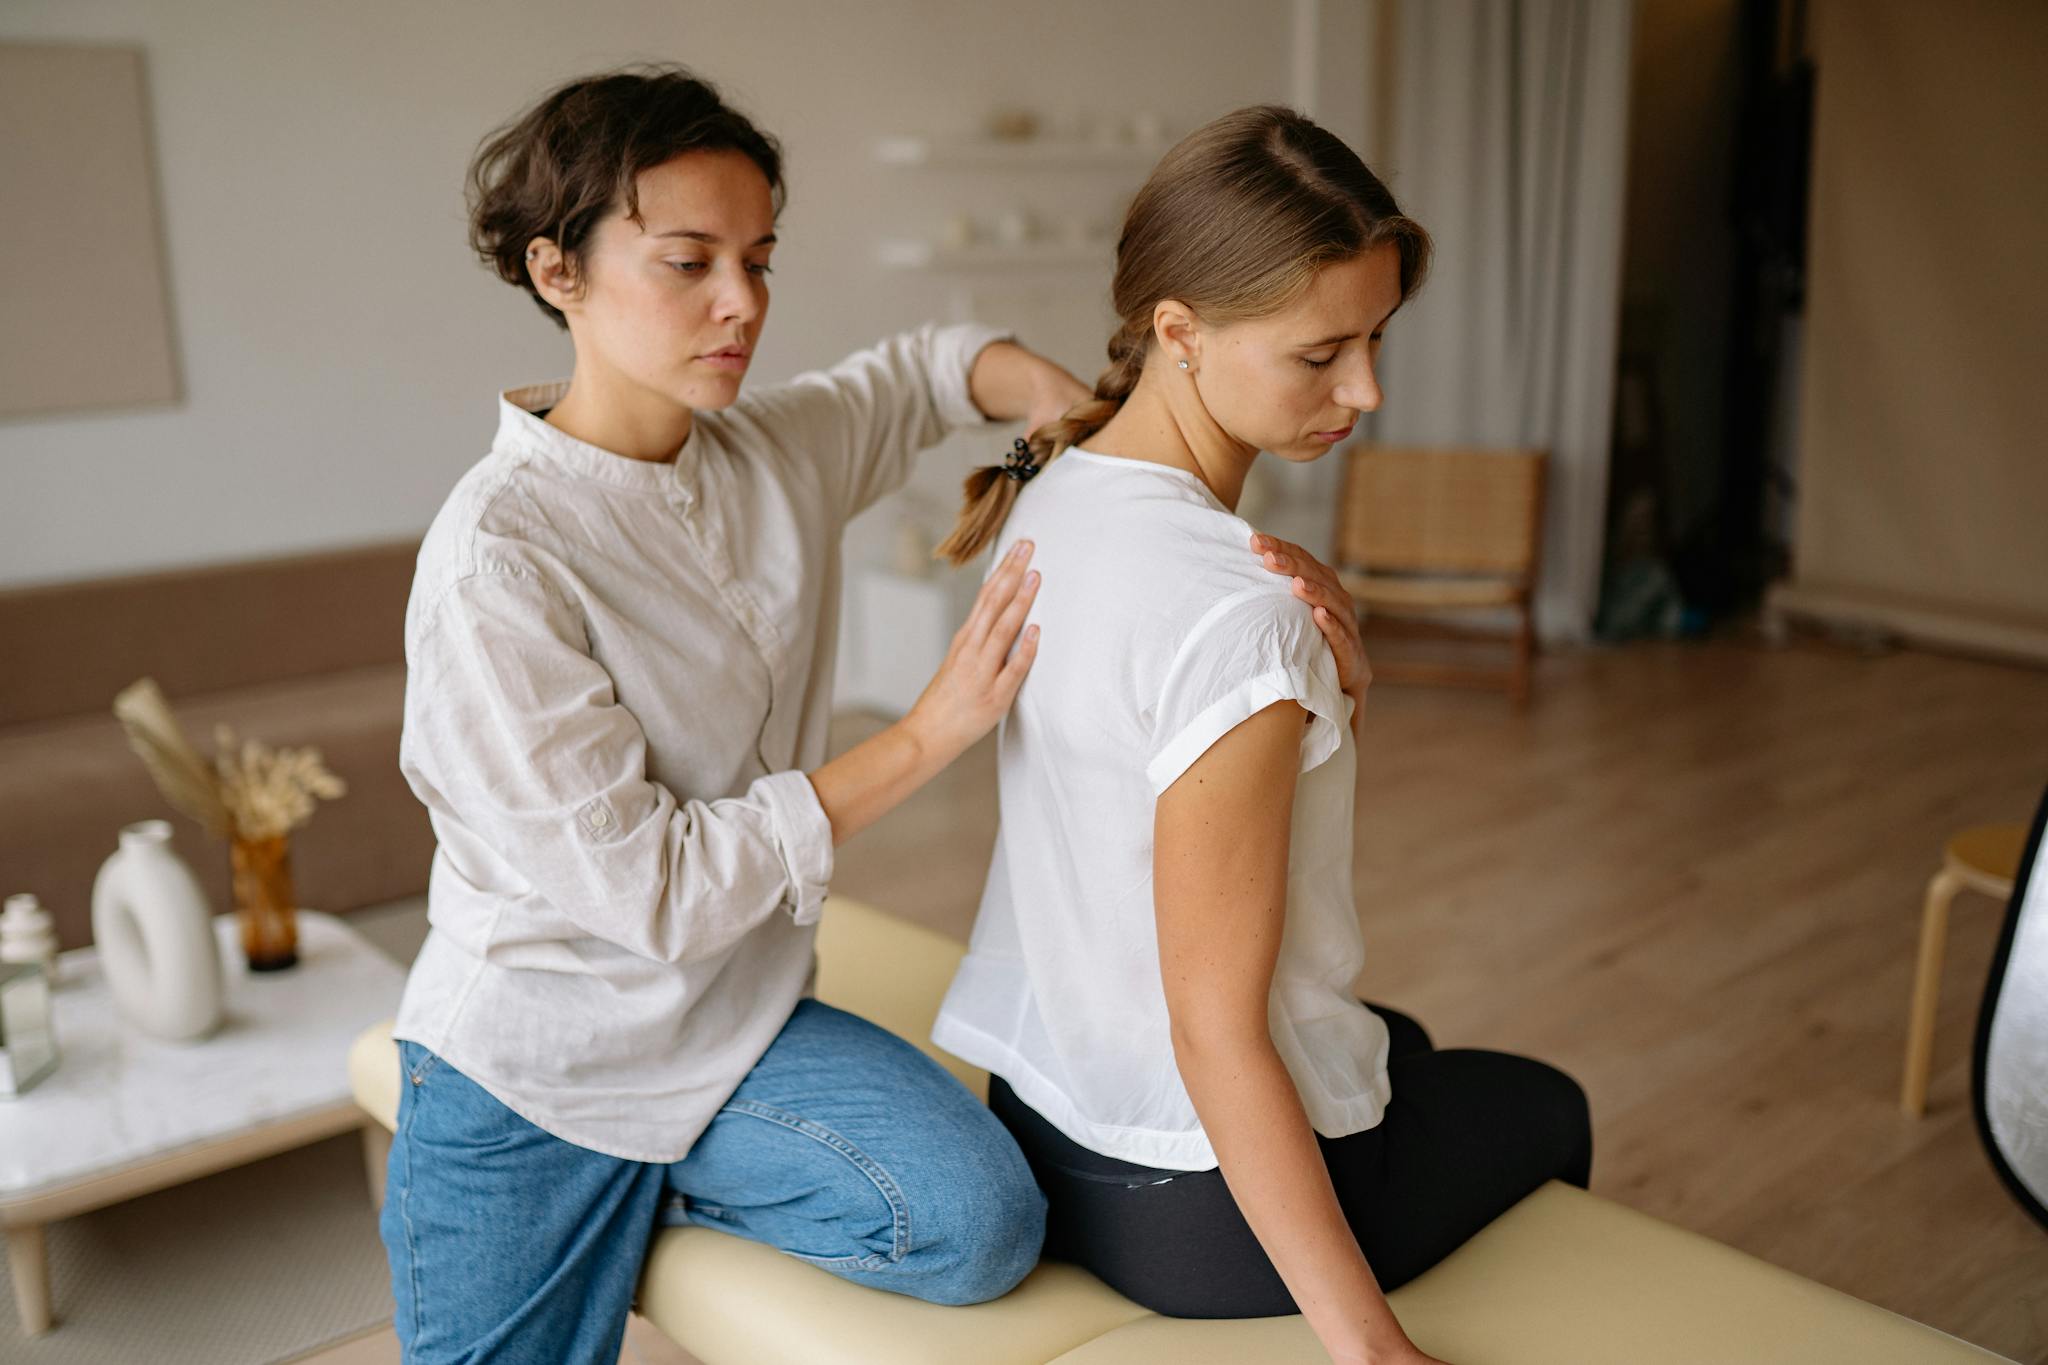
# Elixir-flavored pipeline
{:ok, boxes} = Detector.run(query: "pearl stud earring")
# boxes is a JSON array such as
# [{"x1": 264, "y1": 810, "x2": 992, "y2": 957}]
[{"x1": 1177, "y1": 359, "x2": 1190, "y2": 370}]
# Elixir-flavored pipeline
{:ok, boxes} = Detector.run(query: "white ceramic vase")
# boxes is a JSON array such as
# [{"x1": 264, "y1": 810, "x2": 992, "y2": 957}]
[{"x1": 91, "y1": 820, "x2": 223, "y2": 1041}]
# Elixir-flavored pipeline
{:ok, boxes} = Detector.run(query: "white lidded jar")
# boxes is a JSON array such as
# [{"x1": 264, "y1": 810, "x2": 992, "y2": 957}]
[
  {"x1": 0, "y1": 893, "x2": 61, "y2": 984},
  {"x1": 91, "y1": 820, "x2": 223, "y2": 1041}
]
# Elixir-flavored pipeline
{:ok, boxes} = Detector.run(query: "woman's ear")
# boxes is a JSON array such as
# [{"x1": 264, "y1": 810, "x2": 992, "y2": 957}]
[
  {"x1": 525, "y1": 237, "x2": 582, "y2": 312},
  {"x1": 1152, "y1": 300, "x2": 1202, "y2": 373}
]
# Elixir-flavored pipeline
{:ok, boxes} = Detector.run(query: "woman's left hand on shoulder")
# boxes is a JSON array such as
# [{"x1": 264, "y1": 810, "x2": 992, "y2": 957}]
[{"x1": 1250, "y1": 533, "x2": 1371, "y2": 739}]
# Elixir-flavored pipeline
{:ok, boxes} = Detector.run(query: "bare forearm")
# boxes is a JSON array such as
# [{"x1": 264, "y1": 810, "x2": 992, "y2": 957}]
[
  {"x1": 806, "y1": 718, "x2": 950, "y2": 847},
  {"x1": 967, "y1": 340, "x2": 1089, "y2": 428},
  {"x1": 1176, "y1": 1033, "x2": 1406, "y2": 1363},
  {"x1": 812, "y1": 539, "x2": 1041, "y2": 848},
  {"x1": 1154, "y1": 700, "x2": 1433, "y2": 1364}
]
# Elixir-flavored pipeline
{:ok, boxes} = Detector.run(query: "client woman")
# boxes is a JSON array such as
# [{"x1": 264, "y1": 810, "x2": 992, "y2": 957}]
[{"x1": 933, "y1": 105, "x2": 1594, "y2": 1365}]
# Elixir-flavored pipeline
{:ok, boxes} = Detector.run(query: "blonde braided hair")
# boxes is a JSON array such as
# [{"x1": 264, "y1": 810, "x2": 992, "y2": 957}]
[{"x1": 933, "y1": 321, "x2": 1148, "y2": 565}]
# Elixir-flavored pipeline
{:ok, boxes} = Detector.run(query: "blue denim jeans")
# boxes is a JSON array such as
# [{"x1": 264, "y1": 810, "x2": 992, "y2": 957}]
[{"x1": 379, "y1": 999, "x2": 1046, "y2": 1365}]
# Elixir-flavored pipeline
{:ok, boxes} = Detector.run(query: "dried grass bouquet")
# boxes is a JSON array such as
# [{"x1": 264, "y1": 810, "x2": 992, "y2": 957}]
[{"x1": 112, "y1": 678, "x2": 348, "y2": 841}]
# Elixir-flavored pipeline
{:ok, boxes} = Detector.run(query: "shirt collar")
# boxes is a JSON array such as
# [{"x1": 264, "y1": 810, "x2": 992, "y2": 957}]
[{"x1": 494, "y1": 381, "x2": 701, "y2": 497}]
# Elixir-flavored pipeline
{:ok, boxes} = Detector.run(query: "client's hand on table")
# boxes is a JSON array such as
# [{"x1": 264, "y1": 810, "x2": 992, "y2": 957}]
[{"x1": 1334, "y1": 1346, "x2": 1455, "y2": 1365}]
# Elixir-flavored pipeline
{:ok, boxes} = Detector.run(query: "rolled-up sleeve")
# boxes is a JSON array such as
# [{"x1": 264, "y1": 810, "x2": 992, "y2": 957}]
[
  {"x1": 1144, "y1": 588, "x2": 1352, "y2": 798},
  {"x1": 764, "y1": 321, "x2": 1014, "y2": 521},
  {"x1": 401, "y1": 567, "x2": 834, "y2": 964}
]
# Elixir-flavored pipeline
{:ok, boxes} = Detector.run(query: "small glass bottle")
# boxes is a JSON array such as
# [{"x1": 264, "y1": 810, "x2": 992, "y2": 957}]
[
  {"x1": 0, "y1": 894, "x2": 60, "y2": 986},
  {"x1": 0, "y1": 961, "x2": 57, "y2": 1098}
]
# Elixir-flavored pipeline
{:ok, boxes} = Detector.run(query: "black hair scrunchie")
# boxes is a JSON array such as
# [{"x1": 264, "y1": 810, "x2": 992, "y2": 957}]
[{"x1": 1001, "y1": 436, "x2": 1041, "y2": 483}]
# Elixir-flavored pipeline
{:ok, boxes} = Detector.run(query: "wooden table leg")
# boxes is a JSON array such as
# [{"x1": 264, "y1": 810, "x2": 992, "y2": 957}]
[
  {"x1": 6, "y1": 1222, "x2": 51, "y2": 1336},
  {"x1": 362, "y1": 1120, "x2": 391, "y2": 1212},
  {"x1": 1901, "y1": 867, "x2": 1962, "y2": 1117}
]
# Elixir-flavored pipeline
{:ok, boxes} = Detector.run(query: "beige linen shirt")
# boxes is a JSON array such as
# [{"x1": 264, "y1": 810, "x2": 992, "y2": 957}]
[{"x1": 393, "y1": 322, "x2": 1008, "y2": 1161}]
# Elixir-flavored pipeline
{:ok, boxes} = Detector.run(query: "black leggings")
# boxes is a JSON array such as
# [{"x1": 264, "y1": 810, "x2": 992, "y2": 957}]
[{"x1": 986, "y1": 1005, "x2": 1592, "y2": 1318}]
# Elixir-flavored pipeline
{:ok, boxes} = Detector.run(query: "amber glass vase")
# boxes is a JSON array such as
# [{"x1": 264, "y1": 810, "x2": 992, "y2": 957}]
[{"x1": 229, "y1": 834, "x2": 299, "y2": 971}]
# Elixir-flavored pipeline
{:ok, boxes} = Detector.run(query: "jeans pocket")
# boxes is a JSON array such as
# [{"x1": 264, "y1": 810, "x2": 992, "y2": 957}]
[{"x1": 398, "y1": 1040, "x2": 442, "y2": 1088}]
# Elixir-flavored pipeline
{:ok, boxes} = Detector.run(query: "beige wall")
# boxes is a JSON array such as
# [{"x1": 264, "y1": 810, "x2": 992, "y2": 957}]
[
  {"x1": 1792, "y1": 0, "x2": 2048, "y2": 628},
  {"x1": 0, "y1": 0, "x2": 1295, "y2": 588},
  {"x1": 0, "y1": 43, "x2": 180, "y2": 419}
]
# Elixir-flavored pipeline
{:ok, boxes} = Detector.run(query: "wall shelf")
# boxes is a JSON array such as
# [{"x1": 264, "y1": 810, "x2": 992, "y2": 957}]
[
  {"x1": 876, "y1": 239, "x2": 1113, "y2": 272},
  {"x1": 872, "y1": 134, "x2": 1167, "y2": 170}
]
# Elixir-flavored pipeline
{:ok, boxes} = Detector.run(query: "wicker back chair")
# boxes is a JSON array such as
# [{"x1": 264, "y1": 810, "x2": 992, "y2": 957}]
[{"x1": 1332, "y1": 445, "x2": 1548, "y2": 707}]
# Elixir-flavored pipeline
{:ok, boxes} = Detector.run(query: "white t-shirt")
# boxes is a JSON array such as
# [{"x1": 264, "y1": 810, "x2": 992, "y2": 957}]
[{"x1": 932, "y1": 447, "x2": 1392, "y2": 1171}]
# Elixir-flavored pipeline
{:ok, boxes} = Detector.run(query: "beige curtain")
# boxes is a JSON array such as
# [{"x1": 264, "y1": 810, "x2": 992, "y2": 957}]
[{"x1": 1371, "y1": 0, "x2": 1635, "y2": 642}]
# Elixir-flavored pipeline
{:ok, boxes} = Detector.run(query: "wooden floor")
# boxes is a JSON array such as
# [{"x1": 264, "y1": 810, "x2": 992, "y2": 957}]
[
  {"x1": 831, "y1": 634, "x2": 2048, "y2": 1363},
  {"x1": 309, "y1": 634, "x2": 2047, "y2": 1364}
]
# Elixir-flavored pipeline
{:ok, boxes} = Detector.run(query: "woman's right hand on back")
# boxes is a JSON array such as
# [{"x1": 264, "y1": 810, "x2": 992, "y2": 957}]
[{"x1": 905, "y1": 540, "x2": 1041, "y2": 763}]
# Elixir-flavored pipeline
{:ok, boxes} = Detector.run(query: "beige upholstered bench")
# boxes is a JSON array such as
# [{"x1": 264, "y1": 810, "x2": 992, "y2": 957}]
[{"x1": 349, "y1": 899, "x2": 2008, "y2": 1365}]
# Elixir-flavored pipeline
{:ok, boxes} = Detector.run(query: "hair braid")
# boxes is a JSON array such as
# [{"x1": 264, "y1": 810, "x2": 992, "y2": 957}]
[{"x1": 932, "y1": 322, "x2": 1149, "y2": 566}]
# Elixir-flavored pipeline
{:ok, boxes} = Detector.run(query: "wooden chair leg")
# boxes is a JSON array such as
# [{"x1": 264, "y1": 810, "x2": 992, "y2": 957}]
[
  {"x1": 1901, "y1": 868, "x2": 1963, "y2": 1116},
  {"x1": 1510, "y1": 603, "x2": 1534, "y2": 710}
]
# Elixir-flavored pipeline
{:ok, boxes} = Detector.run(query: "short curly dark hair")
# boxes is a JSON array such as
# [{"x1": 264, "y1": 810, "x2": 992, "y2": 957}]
[{"x1": 467, "y1": 64, "x2": 786, "y2": 327}]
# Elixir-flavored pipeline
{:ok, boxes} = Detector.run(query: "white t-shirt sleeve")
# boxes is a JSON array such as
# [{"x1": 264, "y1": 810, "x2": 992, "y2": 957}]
[{"x1": 1144, "y1": 586, "x2": 1351, "y2": 797}]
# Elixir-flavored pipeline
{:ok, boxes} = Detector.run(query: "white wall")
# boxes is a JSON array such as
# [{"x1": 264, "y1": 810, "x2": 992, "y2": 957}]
[{"x1": 0, "y1": 0, "x2": 1299, "y2": 589}]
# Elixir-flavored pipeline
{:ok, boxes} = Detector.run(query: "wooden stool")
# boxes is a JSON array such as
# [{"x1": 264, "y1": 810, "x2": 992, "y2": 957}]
[{"x1": 1900, "y1": 824, "x2": 2026, "y2": 1116}]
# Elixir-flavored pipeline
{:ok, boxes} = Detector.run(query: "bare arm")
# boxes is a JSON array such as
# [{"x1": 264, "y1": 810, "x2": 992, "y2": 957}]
[
  {"x1": 1155, "y1": 701, "x2": 1444, "y2": 1365},
  {"x1": 967, "y1": 340, "x2": 1092, "y2": 434},
  {"x1": 813, "y1": 334, "x2": 1070, "y2": 840}
]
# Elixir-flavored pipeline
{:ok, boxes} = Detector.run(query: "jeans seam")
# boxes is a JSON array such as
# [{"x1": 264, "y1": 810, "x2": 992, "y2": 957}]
[
  {"x1": 718, "y1": 1098, "x2": 911, "y2": 1265},
  {"x1": 395, "y1": 1053, "x2": 424, "y2": 1346}
]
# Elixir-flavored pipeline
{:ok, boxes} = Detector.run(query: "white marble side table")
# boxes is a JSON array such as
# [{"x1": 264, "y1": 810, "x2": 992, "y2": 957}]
[{"x1": 0, "y1": 910, "x2": 405, "y2": 1336}]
